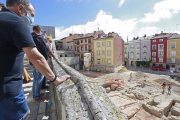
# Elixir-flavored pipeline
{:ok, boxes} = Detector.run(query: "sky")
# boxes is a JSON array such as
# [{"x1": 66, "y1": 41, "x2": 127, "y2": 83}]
[{"x1": 1, "y1": 0, "x2": 180, "y2": 41}]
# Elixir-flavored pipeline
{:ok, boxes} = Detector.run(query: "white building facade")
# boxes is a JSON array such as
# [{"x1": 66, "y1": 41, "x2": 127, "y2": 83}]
[{"x1": 124, "y1": 35, "x2": 153, "y2": 66}]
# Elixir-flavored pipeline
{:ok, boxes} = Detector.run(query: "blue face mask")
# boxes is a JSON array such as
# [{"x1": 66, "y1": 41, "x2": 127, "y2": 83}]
[{"x1": 21, "y1": 8, "x2": 34, "y2": 25}]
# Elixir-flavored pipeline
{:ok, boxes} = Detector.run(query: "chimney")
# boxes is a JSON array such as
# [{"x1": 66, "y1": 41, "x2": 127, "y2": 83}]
[
  {"x1": 94, "y1": 31, "x2": 96, "y2": 35},
  {"x1": 69, "y1": 33, "x2": 72, "y2": 36}
]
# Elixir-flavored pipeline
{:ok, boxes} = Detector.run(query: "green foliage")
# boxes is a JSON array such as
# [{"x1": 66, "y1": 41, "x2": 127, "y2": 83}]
[{"x1": 146, "y1": 58, "x2": 152, "y2": 68}]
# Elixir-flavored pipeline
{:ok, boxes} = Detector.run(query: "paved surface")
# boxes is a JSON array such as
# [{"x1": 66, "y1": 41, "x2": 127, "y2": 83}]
[
  {"x1": 126, "y1": 66, "x2": 178, "y2": 75},
  {"x1": 23, "y1": 57, "x2": 57, "y2": 120}
]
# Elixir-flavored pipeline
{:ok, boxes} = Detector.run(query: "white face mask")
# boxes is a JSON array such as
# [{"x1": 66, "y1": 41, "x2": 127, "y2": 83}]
[{"x1": 21, "y1": 8, "x2": 34, "y2": 25}]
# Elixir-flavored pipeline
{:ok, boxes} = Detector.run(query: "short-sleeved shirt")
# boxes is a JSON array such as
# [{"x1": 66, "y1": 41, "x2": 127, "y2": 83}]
[{"x1": 0, "y1": 8, "x2": 36, "y2": 102}]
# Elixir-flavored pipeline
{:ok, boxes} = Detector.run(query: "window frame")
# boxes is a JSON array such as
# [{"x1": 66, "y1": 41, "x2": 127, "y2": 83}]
[
  {"x1": 152, "y1": 45, "x2": 156, "y2": 50},
  {"x1": 171, "y1": 42, "x2": 176, "y2": 49},
  {"x1": 97, "y1": 42, "x2": 100, "y2": 48},
  {"x1": 97, "y1": 50, "x2": 100, "y2": 56},
  {"x1": 107, "y1": 41, "x2": 111, "y2": 47},
  {"x1": 171, "y1": 51, "x2": 176, "y2": 57},
  {"x1": 171, "y1": 58, "x2": 175, "y2": 63},
  {"x1": 108, "y1": 59, "x2": 111, "y2": 65},
  {"x1": 159, "y1": 58, "x2": 163, "y2": 63}
]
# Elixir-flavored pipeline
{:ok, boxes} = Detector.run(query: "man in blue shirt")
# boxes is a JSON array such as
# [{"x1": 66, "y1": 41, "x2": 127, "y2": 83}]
[{"x1": 0, "y1": 0, "x2": 70, "y2": 119}]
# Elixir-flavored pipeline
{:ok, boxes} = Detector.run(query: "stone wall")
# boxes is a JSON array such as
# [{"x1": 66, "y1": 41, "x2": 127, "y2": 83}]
[{"x1": 50, "y1": 52, "x2": 128, "y2": 120}]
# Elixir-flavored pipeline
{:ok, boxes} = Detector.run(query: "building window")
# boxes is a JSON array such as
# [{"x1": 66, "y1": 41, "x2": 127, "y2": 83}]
[
  {"x1": 152, "y1": 45, "x2": 156, "y2": 50},
  {"x1": 102, "y1": 42, "x2": 105, "y2": 46},
  {"x1": 60, "y1": 55, "x2": 62, "y2": 57},
  {"x1": 68, "y1": 46, "x2": 69, "y2": 49},
  {"x1": 64, "y1": 58, "x2": 66, "y2": 61},
  {"x1": 171, "y1": 51, "x2": 176, "y2": 57},
  {"x1": 158, "y1": 44, "x2": 164, "y2": 50},
  {"x1": 71, "y1": 46, "x2": 72, "y2": 49},
  {"x1": 81, "y1": 40, "x2": 83, "y2": 43},
  {"x1": 143, "y1": 44, "x2": 147, "y2": 48},
  {"x1": 97, "y1": 42, "x2": 100, "y2": 48},
  {"x1": 108, "y1": 59, "x2": 111, "y2": 65},
  {"x1": 65, "y1": 54, "x2": 67, "y2": 57},
  {"x1": 171, "y1": 58, "x2": 175, "y2": 63},
  {"x1": 97, "y1": 51, "x2": 100, "y2": 56},
  {"x1": 107, "y1": 42, "x2": 111, "y2": 47},
  {"x1": 171, "y1": 42, "x2": 176, "y2": 49},
  {"x1": 102, "y1": 50, "x2": 105, "y2": 55},
  {"x1": 81, "y1": 54, "x2": 83, "y2": 59},
  {"x1": 153, "y1": 40, "x2": 156, "y2": 42},
  {"x1": 136, "y1": 55, "x2": 139, "y2": 60},
  {"x1": 144, "y1": 56, "x2": 147, "y2": 60},
  {"x1": 159, "y1": 39, "x2": 163, "y2": 42},
  {"x1": 107, "y1": 51, "x2": 111, "y2": 56},
  {"x1": 158, "y1": 51, "x2": 164, "y2": 58},
  {"x1": 81, "y1": 47, "x2": 83, "y2": 51},
  {"x1": 136, "y1": 44, "x2": 140, "y2": 49},
  {"x1": 152, "y1": 58, "x2": 156, "y2": 62},
  {"x1": 98, "y1": 59, "x2": 100, "y2": 64},
  {"x1": 152, "y1": 52, "x2": 156, "y2": 57},
  {"x1": 85, "y1": 39, "x2": 87, "y2": 43},
  {"x1": 102, "y1": 59, "x2": 105, "y2": 63},
  {"x1": 159, "y1": 58, "x2": 163, "y2": 63}
]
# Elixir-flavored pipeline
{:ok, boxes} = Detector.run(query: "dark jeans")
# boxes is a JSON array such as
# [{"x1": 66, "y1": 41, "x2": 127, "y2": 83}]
[
  {"x1": 0, "y1": 87, "x2": 29, "y2": 120},
  {"x1": 41, "y1": 77, "x2": 47, "y2": 88}
]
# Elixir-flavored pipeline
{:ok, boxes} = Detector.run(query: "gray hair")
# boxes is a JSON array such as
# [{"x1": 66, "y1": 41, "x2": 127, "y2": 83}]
[{"x1": 6, "y1": 0, "x2": 30, "y2": 8}]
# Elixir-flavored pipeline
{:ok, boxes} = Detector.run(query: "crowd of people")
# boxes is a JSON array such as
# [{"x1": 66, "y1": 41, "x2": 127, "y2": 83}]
[{"x1": 0, "y1": 0, "x2": 70, "y2": 119}]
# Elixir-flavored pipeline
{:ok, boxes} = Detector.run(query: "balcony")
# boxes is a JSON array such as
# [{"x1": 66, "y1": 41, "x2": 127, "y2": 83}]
[
  {"x1": 130, "y1": 47, "x2": 134, "y2": 49},
  {"x1": 88, "y1": 41, "x2": 91, "y2": 44},
  {"x1": 88, "y1": 49, "x2": 91, "y2": 52},
  {"x1": 143, "y1": 52, "x2": 147, "y2": 54},
  {"x1": 152, "y1": 55, "x2": 156, "y2": 57},
  {"x1": 143, "y1": 45, "x2": 147, "y2": 48},
  {"x1": 144, "y1": 58, "x2": 147, "y2": 60},
  {"x1": 136, "y1": 47, "x2": 140, "y2": 49}
]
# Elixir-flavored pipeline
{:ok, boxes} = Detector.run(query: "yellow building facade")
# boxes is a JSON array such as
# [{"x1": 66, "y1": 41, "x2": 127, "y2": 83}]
[
  {"x1": 93, "y1": 37, "x2": 114, "y2": 65},
  {"x1": 167, "y1": 35, "x2": 180, "y2": 67}
]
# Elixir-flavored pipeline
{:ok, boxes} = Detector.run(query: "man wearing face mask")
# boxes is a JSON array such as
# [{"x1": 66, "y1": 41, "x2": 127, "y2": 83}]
[{"x1": 0, "y1": 0, "x2": 70, "y2": 119}]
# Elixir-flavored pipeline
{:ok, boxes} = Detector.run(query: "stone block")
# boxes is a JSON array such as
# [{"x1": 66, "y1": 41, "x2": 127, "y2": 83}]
[
  {"x1": 171, "y1": 103, "x2": 180, "y2": 116},
  {"x1": 110, "y1": 84, "x2": 118, "y2": 91},
  {"x1": 106, "y1": 87, "x2": 111, "y2": 93},
  {"x1": 122, "y1": 103, "x2": 140, "y2": 119}
]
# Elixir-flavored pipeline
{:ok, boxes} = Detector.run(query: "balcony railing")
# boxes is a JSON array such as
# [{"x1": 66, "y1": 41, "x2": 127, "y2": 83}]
[
  {"x1": 88, "y1": 41, "x2": 91, "y2": 43},
  {"x1": 143, "y1": 46, "x2": 147, "y2": 48},
  {"x1": 143, "y1": 52, "x2": 147, "y2": 54},
  {"x1": 130, "y1": 47, "x2": 134, "y2": 49},
  {"x1": 144, "y1": 58, "x2": 147, "y2": 60},
  {"x1": 171, "y1": 55, "x2": 176, "y2": 57},
  {"x1": 158, "y1": 55, "x2": 164, "y2": 58},
  {"x1": 152, "y1": 55, "x2": 156, "y2": 57},
  {"x1": 136, "y1": 47, "x2": 140, "y2": 49}
]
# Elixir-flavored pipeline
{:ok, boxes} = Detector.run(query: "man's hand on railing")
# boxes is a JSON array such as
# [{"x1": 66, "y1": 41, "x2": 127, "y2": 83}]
[{"x1": 54, "y1": 75, "x2": 71, "y2": 85}]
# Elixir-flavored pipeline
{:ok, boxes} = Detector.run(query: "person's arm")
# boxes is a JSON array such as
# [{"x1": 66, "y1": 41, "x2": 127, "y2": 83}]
[
  {"x1": 23, "y1": 46, "x2": 69, "y2": 84},
  {"x1": 46, "y1": 43, "x2": 59, "y2": 61}
]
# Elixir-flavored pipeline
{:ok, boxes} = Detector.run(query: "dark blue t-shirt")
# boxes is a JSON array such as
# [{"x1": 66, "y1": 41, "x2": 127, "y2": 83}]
[{"x1": 0, "y1": 8, "x2": 36, "y2": 102}]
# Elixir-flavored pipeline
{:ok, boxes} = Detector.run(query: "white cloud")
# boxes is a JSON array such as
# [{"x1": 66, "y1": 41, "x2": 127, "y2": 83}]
[
  {"x1": 118, "y1": 0, "x2": 125, "y2": 8},
  {"x1": 55, "y1": 10, "x2": 138, "y2": 40},
  {"x1": 141, "y1": 0, "x2": 180, "y2": 23},
  {"x1": 139, "y1": 26, "x2": 158, "y2": 36}
]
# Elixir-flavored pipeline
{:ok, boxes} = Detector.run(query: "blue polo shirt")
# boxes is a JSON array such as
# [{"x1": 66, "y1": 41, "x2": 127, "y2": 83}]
[{"x1": 0, "y1": 8, "x2": 36, "y2": 102}]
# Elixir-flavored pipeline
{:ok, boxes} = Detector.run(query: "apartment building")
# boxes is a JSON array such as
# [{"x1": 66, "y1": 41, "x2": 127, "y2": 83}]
[
  {"x1": 167, "y1": 34, "x2": 180, "y2": 68},
  {"x1": 124, "y1": 35, "x2": 153, "y2": 66},
  {"x1": 93, "y1": 32, "x2": 124, "y2": 72},
  {"x1": 73, "y1": 31, "x2": 104, "y2": 70},
  {"x1": 151, "y1": 33, "x2": 174, "y2": 68}
]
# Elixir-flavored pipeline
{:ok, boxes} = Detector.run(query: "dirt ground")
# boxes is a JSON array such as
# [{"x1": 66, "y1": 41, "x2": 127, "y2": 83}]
[{"x1": 80, "y1": 69, "x2": 180, "y2": 120}]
